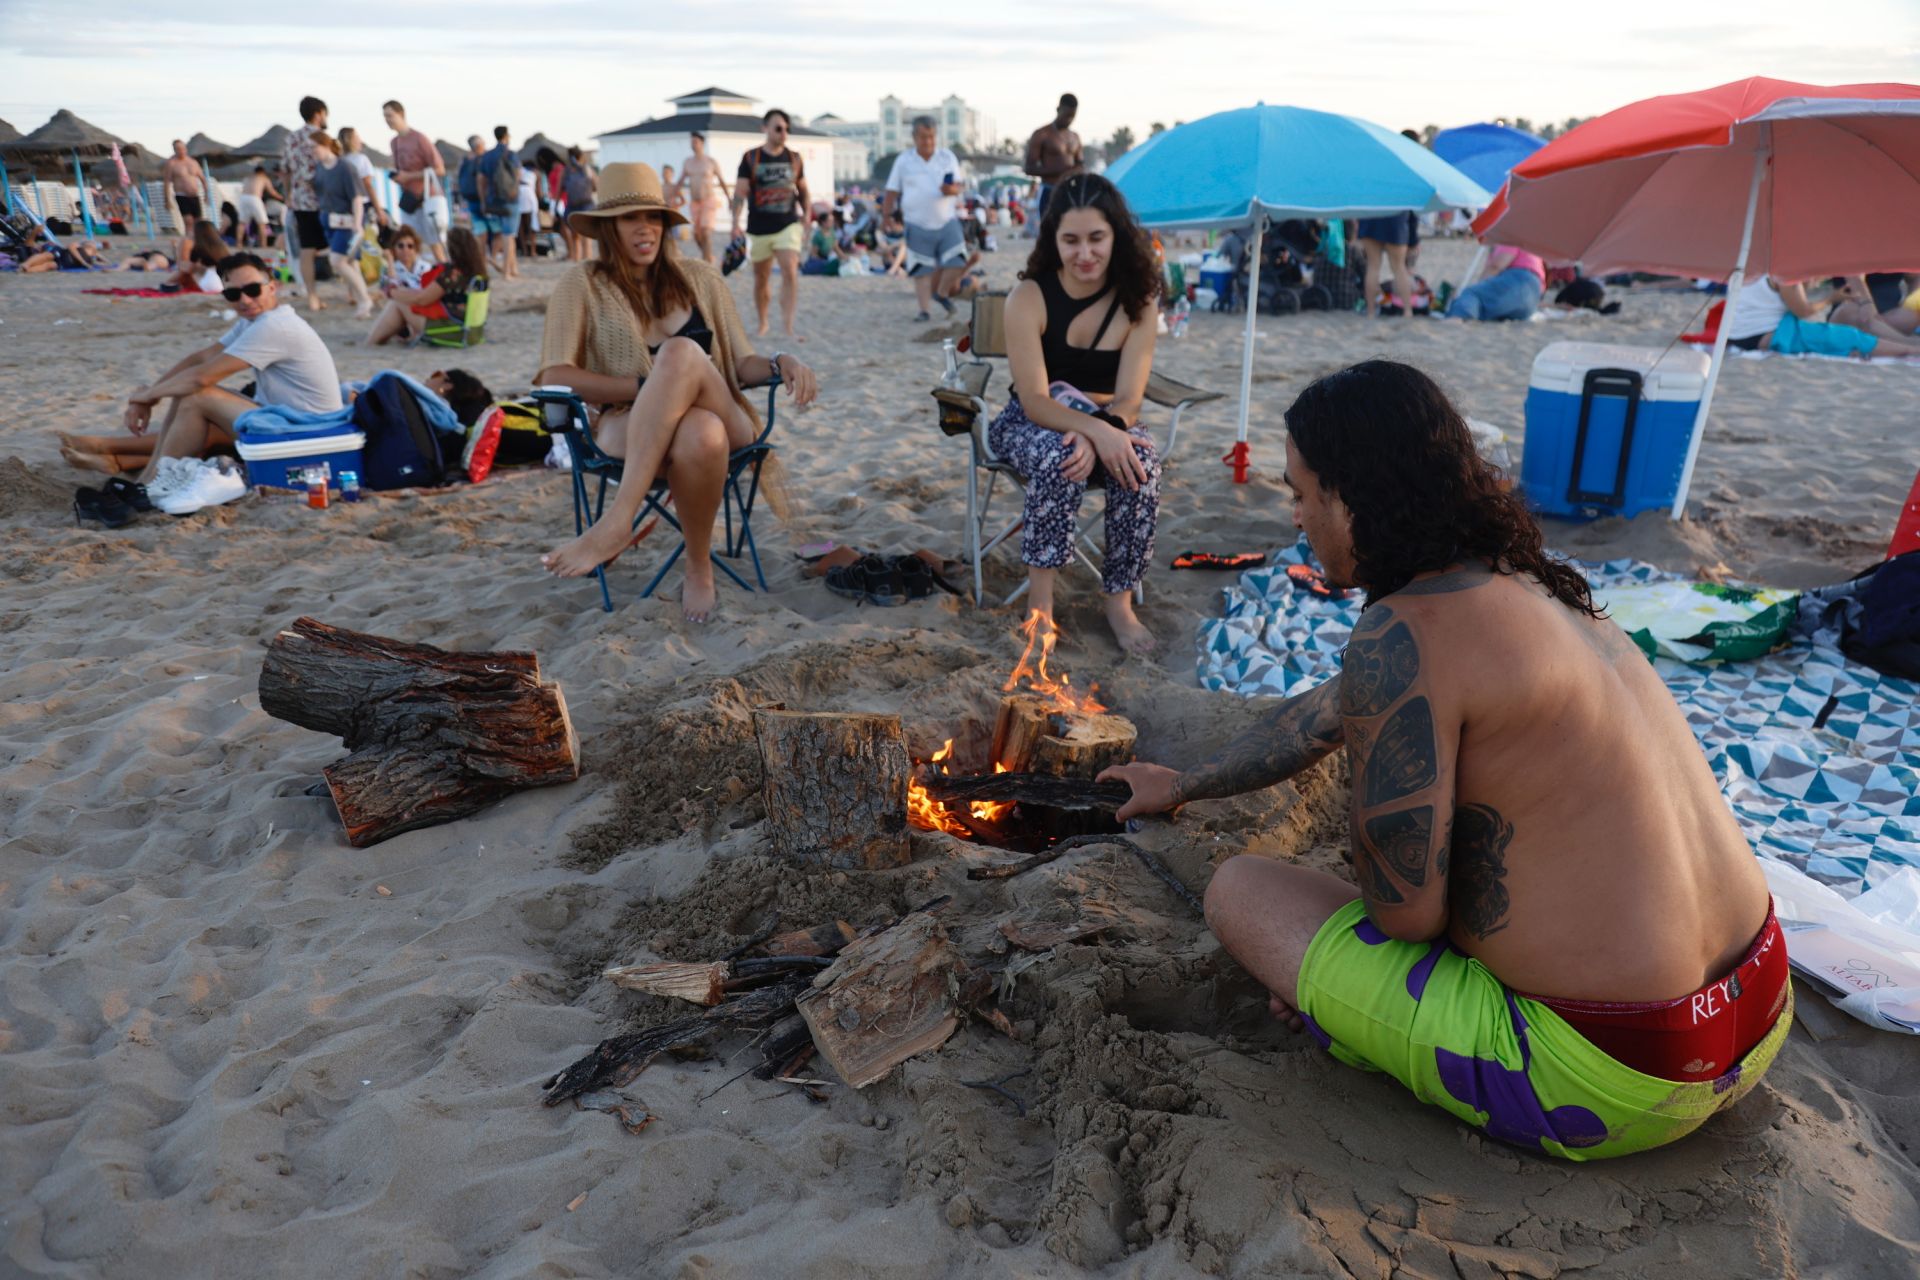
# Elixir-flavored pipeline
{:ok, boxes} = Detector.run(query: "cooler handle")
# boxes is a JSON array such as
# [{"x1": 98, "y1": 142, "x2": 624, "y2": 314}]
[{"x1": 1565, "y1": 367, "x2": 1643, "y2": 509}]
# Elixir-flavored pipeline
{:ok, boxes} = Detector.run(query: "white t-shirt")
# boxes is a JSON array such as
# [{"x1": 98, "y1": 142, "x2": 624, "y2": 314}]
[
  {"x1": 195, "y1": 266, "x2": 221, "y2": 293},
  {"x1": 886, "y1": 147, "x2": 959, "y2": 230},
  {"x1": 220, "y1": 305, "x2": 343, "y2": 413},
  {"x1": 1723, "y1": 277, "x2": 1788, "y2": 342},
  {"x1": 344, "y1": 152, "x2": 375, "y2": 186}
]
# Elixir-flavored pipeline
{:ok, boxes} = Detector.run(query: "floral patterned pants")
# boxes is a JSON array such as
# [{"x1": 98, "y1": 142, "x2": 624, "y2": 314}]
[{"x1": 987, "y1": 382, "x2": 1161, "y2": 595}]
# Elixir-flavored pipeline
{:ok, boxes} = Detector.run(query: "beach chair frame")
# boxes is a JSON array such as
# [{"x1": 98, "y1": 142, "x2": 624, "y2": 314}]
[
  {"x1": 934, "y1": 292, "x2": 1224, "y2": 607},
  {"x1": 422, "y1": 276, "x2": 491, "y2": 349},
  {"x1": 530, "y1": 376, "x2": 781, "y2": 613}
]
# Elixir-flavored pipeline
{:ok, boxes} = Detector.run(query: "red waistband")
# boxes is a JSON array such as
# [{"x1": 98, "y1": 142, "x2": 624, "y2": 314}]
[{"x1": 1522, "y1": 904, "x2": 1789, "y2": 1082}]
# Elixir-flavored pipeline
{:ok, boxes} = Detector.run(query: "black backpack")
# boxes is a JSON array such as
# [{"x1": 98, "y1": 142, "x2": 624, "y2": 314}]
[
  {"x1": 1798, "y1": 551, "x2": 1920, "y2": 680},
  {"x1": 353, "y1": 373, "x2": 448, "y2": 489}
]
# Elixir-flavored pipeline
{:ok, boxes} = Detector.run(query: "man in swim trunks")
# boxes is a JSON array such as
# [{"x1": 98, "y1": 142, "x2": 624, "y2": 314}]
[
  {"x1": 1101, "y1": 359, "x2": 1792, "y2": 1161},
  {"x1": 162, "y1": 140, "x2": 207, "y2": 227},
  {"x1": 1024, "y1": 94, "x2": 1084, "y2": 226},
  {"x1": 679, "y1": 132, "x2": 726, "y2": 264}
]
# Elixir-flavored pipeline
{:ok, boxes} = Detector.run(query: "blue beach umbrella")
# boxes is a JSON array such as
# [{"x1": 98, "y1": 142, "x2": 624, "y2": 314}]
[
  {"x1": 1430, "y1": 123, "x2": 1546, "y2": 197},
  {"x1": 1107, "y1": 105, "x2": 1489, "y2": 466}
]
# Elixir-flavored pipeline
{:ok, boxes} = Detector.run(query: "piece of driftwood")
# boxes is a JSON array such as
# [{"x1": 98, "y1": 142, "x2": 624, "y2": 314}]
[
  {"x1": 604, "y1": 961, "x2": 729, "y2": 1006},
  {"x1": 259, "y1": 616, "x2": 578, "y2": 847},
  {"x1": 756, "y1": 921, "x2": 858, "y2": 957},
  {"x1": 999, "y1": 918, "x2": 1114, "y2": 951},
  {"x1": 992, "y1": 694, "x2": 1137, "y2": 778},
  {"x1": 753, "y1": 710, "x2": 912, "y2": 870},
  {"x1": 543, "y1": 977, "x2": 811, "y2": 1105},
  {"x1": 965, "y1": 832, "x2": 1130, "y2": 880},
  {"x1": 797, "y1": 912, "x2": 968, "y2": 1089},
  {"x1": 925, "y1": 772, "x2": 1131, "y2": 811}
]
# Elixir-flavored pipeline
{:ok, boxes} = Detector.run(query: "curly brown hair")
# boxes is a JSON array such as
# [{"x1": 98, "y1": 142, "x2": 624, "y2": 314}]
[
  {"x1": 1020, "y1": 173, "x2": 1161, "y2": 322},
  {"x1": 1284, "y1": 360, "x2": 1602, "y2": 617}
]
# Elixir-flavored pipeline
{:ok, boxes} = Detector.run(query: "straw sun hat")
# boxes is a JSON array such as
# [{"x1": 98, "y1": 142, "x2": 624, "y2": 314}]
[{"x1": 566, "y1": 162, "x2": 688, "y2": 235}]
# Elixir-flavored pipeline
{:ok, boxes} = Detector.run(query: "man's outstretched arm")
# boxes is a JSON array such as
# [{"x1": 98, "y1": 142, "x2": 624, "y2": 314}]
[{"x1": 1102, "y1": 677, "x2": 1345, "y2": 820}]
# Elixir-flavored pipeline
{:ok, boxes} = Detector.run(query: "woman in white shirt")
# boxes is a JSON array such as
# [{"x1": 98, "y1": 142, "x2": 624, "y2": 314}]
[{"x1": 516, "y1": 161, "x2": 539, "y2": 260}]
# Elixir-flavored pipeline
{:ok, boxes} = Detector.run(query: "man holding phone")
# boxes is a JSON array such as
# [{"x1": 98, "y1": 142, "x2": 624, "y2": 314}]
[
  {"x1": 122, "y1": 252, "x2": 342, "y2": 487},
  {"x1": 882, "y1": 116, "x2": 968, "y2": 320}
]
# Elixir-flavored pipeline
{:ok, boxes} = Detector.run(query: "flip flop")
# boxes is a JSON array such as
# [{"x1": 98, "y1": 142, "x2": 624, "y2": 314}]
[{"x1": 1172, "y1": 551, "x2": 1268, "y2": 570}]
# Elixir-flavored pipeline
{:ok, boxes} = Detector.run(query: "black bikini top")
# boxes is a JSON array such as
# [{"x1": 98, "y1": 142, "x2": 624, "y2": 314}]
[
  {"x1": 648, "y1": 305, "x2": 714, "y2": 357},
  {"x1": 1037, "y1": 272, "x2": 1125, "y2": 395}
]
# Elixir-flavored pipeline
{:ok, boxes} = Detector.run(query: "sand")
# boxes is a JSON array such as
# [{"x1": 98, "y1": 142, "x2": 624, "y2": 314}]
[{"x1": 2, "y1": 235, "x2": 1916, "y2": 1279}]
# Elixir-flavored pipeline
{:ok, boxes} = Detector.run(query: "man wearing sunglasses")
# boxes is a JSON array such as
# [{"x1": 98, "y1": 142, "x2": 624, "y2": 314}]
[
  {"x1": 731, "y1": 108, "x2": 811, "y2": 338},
  {"x1": 122, "y1": 253, "x2": 342, "y2": 487}
]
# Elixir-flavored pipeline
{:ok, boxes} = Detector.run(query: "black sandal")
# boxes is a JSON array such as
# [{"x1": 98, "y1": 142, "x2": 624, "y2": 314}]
[
  {"x1": 894, "y1": 555, "x2": 937, "y2": 601},
  {"x1": 74, "y1": 486, "x2": 135, "y2": 529},
  {"x1": 826, "y1": 554, "x2": 908, "y2": 607}
]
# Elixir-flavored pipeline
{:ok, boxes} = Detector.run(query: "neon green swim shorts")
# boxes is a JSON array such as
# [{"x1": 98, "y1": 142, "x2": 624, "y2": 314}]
[{"x1": 1294, "y1": 901, "x2": 1792, "y2": 1160}]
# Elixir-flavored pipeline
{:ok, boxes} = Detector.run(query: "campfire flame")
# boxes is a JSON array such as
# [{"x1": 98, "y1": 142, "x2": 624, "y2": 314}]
[
  {"x1": 1004, "y1": 610, "x2": 1106, "y2": 715},
  {"x1": 906, "y1": 739, "x2": 1013, "y2": 836}
]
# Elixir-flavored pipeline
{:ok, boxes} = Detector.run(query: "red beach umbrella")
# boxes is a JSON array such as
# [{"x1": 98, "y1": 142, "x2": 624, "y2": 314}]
[{"x1": 1472, "y1": 77, "x2": 1920, "y2": 518}]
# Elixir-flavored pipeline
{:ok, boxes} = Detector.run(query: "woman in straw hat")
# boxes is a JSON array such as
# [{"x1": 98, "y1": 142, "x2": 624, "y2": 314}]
[{"x1": 537, "y1": 162, "x2": 818, "y2": 619}]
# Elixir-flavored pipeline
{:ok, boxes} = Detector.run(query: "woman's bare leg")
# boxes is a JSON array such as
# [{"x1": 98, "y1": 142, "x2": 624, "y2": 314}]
[
  {"x1": 542, "y1": 338, "x2": 752, "y2": 577},
  {"x1": 60, "y1": 431, "x2": 156, "y2": 457},
  {"x1": 1360, "y1": 239, "x2": 1383, "y2": 317},
  {"x1": 1384, "y1": 244, "x2": 1415, "y2": 317},
  {"x1": 661, "y1": 408, "x2": 731, "y2": 621},
  {"x1": 331, "y1": 253, "x2": 372, "y2": 315},
  {"x1": 366, "y1": 301, "x2": 407, "y2": 345}
]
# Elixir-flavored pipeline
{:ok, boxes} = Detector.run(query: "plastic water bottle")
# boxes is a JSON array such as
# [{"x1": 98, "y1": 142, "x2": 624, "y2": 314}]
[
  {"x1": 1171, "y1": 296, "x2": 1191, "y2": 339},
  {"x1": 941, "y1": 338, "x2": 960, "y2": 388}
]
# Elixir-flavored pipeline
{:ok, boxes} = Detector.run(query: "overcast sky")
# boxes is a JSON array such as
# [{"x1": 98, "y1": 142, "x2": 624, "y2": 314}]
[{"x1": 1, "y1": 0, "x2": 1913, "y2": 155}]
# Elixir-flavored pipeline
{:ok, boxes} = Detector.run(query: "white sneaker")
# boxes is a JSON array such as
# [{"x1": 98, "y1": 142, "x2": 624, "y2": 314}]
[
  {"x1": 144, "y1": 457, "x2": 199, "y2": 499},
  {"x1": 160, "y1": 458, "x2": 248, "y2": 515}
]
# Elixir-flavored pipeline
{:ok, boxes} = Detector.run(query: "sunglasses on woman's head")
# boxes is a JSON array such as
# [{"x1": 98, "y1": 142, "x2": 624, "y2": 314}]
[{"x1": 222, "y1": 281, "x2": 265, "y2": 301}]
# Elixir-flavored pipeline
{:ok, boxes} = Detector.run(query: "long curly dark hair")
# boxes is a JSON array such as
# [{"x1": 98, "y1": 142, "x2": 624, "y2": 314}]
[
  {"x1": 1021, "y1": 173, "x2": 1161, "y2": 322},
  {"x1": 1284, "y1": 360, "x2": 1601, "y2": 617}
]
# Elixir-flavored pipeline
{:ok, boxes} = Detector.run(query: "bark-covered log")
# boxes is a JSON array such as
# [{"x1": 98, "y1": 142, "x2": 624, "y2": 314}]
[
  {"x1": 991, "y1": 694, "x2": 1136, "y2": 778},
  {"x1": 259, "y1": 617, "x2": 578, "y2": 847},
  {"x1": 796, "y1": 911, "x2": 966, "y2": 1088},
  {"x1": 752, "y1": 710, "x2": 911, "y2": 870}
]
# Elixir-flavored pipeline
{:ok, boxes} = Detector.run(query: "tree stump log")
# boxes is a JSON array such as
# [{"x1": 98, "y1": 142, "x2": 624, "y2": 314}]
[
  {"x1": 752, "y1": 710, "x2": 911, "y2": 870},
  {"x1": 991, "y1": 694, "x2": 1137, "y2": 779},
  {"x1": 259, "y1": 617, "x2": 578, "y2": 847}
]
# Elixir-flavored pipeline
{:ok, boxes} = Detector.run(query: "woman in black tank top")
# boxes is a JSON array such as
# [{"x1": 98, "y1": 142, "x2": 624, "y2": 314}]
[{"x1": 988, "y1": 173, "x2": 1163, "y2": 654}]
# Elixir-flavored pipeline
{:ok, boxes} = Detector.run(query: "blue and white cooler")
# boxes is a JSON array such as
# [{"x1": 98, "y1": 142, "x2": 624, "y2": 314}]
[
  {"x1": 234, "y1": 420, "x2": 366, "y2": 490},
  {"x1": 1520, "y1": 341, "x2": 1711, "y2": 519}
]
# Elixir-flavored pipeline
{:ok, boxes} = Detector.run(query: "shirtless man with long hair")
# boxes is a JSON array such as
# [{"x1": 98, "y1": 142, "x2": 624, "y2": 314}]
[{"x1": 1103, "y1": 360, "x2": 1792, "y2": 1160}]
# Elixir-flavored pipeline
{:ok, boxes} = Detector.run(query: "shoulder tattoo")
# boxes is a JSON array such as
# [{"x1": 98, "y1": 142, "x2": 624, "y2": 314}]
[
  {"x1": 1341, "y1": 621, "x2": 1419, "y2": 718},
  {"x1": 1362, "y1": 696, "x2": 1437, "y2": 807}
]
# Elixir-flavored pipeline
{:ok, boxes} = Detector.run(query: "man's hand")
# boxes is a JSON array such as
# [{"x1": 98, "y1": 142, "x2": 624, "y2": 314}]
[
  {"x1": 124, "y1": 394, "x2": 155, "y2": 435},
  {"x1": 1099, "y1": 761, "x2": 1182, "y2": 822}
]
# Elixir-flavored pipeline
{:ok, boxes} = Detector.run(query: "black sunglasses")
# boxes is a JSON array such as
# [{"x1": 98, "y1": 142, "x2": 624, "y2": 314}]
[{"x1": 222, "y1": 281, "x2": 266, "y2": 301}]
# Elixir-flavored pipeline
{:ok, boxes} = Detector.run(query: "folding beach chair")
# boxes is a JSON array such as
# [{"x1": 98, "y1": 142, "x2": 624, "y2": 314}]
[
  {"x1": 530, "y1": 375, "x2": 781, "y2": 613},
  {"x1": 422, "y1": 276, "x2": 490, "y2": 348},
  {"x1": 932, "y1": 292, "x2": 1224, "y2": 606}
]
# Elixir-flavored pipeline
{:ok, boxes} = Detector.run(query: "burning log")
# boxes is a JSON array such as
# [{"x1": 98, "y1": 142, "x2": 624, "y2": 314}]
[
  {"x1": 752, "y1": 710, "x2": 912, "y2": 870},
  {"x1": 258, "y1": 617, "x2": 579, "y2": 847},
  {"x1": 923, "y1": 772, "x2": 1130, "y2": 811},
  {"x1": 797, "y1": 911, "x2": 969, "y2": 1088},
  {"x1": 992, "y1": 695, "x2": 1138, "y2": 779}
]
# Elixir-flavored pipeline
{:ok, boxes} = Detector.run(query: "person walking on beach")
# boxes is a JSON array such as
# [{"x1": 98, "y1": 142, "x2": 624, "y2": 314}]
[
  {"x1": 235, "y1": 167, "x2": 281, "y2": 248},
  {"x1": 337, "y1": 127, "x2": 390, "y2": 244},
  {"x1": 559, "y1": 146, "x2": 597, "y2": 262},
  {"x1": 382, "y1": 100, "x2": 448, "y2": 263},
  {"x1": 161, "y1": 140, "x2": 206, "y2": 230},
  {"x1": 311, "y1": 131, "x2": 375, "y2": 318},
  {"x1": 731, "y1": 109, "x2": 810, "y2": 338},
  {"x1": 475, "y1": 126, "x2": 523, "y2": 280},
  {"x1": 535, "y1": 163, "x2": 818, "y2": 619},
  {"x1": 990, "y1": 172, "x2": 1162, "y2": 655},
  {"x1": 1102, "y1": 360, "x2": 1793, "y2": 1160},
  {"x1": 279, "y1": 95, "x2": 329, "y2": 310},
  {"x1": 85, "y1": 253, "x2": 342, "y2": 488},
  {"x1": 680, "y1": 132, "x2": 726, "y2": 264},
  {"x1": 1356, "y1": 211, "x2": 1418, "y2": 319},
  {"x1": 1024, "y1": 94, "x2": 1084, "y2": 225},
  {"x1": 883, "y1": 116, "x2": 969, "y2": 322}
]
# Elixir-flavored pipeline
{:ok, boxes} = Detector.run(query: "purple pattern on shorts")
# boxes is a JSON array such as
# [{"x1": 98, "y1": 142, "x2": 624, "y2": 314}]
[
  {"x1": 1299, "y1": 1011, "x2": 1333, "y2": 1051},
  {"x1": 1712, "y1": 1064, "x2": 1743, "y2": 1095},
  {"x1": 1405, "y1": 940, "x2": 1450, "y2": 1001},
  {"x1": 1353, "y1": 918, "x2": 1391, "y2": 946},
  {"x1": 1434, "y1": 1047, "x2": 1610, "y2": 1151}
]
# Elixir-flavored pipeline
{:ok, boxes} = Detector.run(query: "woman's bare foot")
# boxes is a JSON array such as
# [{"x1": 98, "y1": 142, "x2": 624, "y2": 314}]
[
  {"x1": 1104, "y1": 594, "x2": 1157, "y2": 655},
  {"x1": 307, "y1": 298, "x2": 327, "y2": 313},
  {"x1": 681, "y1": 566, "x2": 718, "y2": 623},
  {"x1": 541, "y1": 517, "x2": 635, "y2": 578}
]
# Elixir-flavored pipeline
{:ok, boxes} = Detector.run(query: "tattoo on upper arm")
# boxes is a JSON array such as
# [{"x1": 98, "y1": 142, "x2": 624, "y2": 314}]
[
  {"x1": 1353, "y1": 845, "x2": 1406, "y2": 904},
  {"x1": 1361, "y1": 696, "x2": 1437, "y2": 806},
  {"x1": 1363, "y1": 805, "x2": 1435, "y2": 887},
  {"x1": 1340, "y1": 621, "x2": 1420, "y2": 717},
  {"x1": 1451, "y1": 803, "x2": 1514, "y2": 939}
]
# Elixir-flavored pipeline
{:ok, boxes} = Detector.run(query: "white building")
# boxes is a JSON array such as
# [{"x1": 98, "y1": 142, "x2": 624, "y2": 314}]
[
  {"x1": 810, "y1": 95, "x2": 996, "y2": 165},
  {"x1": 808, "y1": 115, "x2": 873, "y2": 187},
  {"x1": 595, "y1": 87, "x2": 837, "y2": 206}
]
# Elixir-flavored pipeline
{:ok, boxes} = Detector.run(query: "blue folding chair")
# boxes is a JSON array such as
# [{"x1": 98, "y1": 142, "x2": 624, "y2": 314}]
[{"x1": 531, "y1": 377, "x2": 780, "y2": 613}]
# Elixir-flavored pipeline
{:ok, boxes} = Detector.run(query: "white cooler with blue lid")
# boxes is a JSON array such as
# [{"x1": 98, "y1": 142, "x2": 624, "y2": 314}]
[{"x1": 1521, "y1": 341, "x2": 1710, "y2": 519}]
